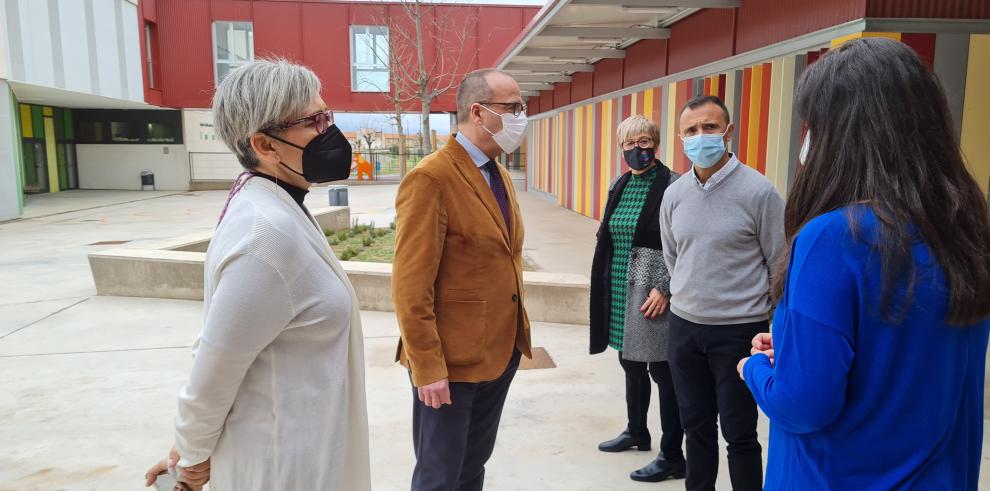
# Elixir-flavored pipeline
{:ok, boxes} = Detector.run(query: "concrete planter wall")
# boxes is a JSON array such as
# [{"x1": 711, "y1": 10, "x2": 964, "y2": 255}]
[{"x1": 88, "y1": 205, "x2": 592, "y2": 325}]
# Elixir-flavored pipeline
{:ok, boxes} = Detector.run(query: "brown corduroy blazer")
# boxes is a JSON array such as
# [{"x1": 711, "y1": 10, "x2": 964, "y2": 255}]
[{"x1": 392, "y1": 135, "x2": 532, "y2": 387}]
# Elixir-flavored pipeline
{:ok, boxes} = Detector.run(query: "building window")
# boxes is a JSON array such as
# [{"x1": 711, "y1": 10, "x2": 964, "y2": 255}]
[
  {"x1": 111, "y1": 122, "x2": 142, "y2": 143},
  {"x1": 144, "y1": 22, "x2": 161, "y2": 89},
  {"x1": 75, "y1": 110, "x2": 183, "y2": 145},
  {"x1": 213, "y1": 21, "x2": 254, "y2": 84},
  {"x1": 350, "y1": 26, "x2": 390, "y2": 93},
  {"x1": 146, "y1": 122, "x2": 178, "y2": 143}
]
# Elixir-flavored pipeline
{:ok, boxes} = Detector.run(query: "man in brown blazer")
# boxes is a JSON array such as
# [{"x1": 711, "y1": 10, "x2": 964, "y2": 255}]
[{"x1": 393, "y1": 68, "x2": 532, "y2": 491}]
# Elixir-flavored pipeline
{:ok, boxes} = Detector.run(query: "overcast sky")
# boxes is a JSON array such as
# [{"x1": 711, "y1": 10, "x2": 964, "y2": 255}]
[{"x1": 335, "y1": 112, "x2": 453, "y2": 135}]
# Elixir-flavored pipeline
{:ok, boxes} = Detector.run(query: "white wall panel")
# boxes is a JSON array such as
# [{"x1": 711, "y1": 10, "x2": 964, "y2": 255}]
[
  {"x1": 21, "y1": 0, "x2": 55, "y2": 87},
  {"x1": 77, "y1": 144, "x2": 190, "y2": 190},
  {"x1": 57, "y1": 0, "x2": 92, "y2": 94},
  {"x1": 120, "y1": 0, "x2": 142, "y2": 102},
  {"x1": 190, "y1": 153, "x2": 242, "y2": 181},
  {"x1": 91, "y1": 0, "x2": 122, "y2": 99}
]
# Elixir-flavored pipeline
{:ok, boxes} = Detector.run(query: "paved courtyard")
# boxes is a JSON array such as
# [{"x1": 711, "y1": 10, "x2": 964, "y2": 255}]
[{"x1": 0, "y1": 182, "x2": 986, "y2": 490}]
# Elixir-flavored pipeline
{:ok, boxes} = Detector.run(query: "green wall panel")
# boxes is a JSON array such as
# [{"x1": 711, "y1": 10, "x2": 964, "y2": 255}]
[
  {"x1": 63, "y1": 109, "x2": 74, "y2": 140},
  {"x1": 21, "y1": 142, "x2": 37, "y2": 187},
  {"x1": 57, "y1": 144, "x2": 68, "y2": 190},
  {"x1": 31, "y1": 106, "x2": 43, "y2": 140}
]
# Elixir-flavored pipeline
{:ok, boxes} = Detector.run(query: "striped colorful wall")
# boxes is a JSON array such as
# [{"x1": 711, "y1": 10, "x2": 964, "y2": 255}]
[
  {"x1": 526, "y1": 55, "x2": 808, "y2": 220},
  {"x1": 526, "y1": 30, "x2": 987, "y2": 220}
]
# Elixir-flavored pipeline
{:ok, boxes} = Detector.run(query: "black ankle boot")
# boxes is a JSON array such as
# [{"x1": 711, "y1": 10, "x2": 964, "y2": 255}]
[
  {"x1": 630, "y1": 454, "x2": 686, "y2": 482},
  {"x1": 598, "y1": 430, "x2": 652, "y2": 452}
]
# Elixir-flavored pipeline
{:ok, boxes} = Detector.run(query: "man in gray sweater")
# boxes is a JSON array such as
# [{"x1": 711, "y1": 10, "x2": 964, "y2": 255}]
[{"x1": 659, "y1": 95, "x2": 785, "y2": 491}]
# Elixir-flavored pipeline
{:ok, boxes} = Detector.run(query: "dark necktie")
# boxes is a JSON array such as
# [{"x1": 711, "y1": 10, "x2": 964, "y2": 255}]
[{"x1": 484, "y1": 160, "x2": 510, "y2": 231}]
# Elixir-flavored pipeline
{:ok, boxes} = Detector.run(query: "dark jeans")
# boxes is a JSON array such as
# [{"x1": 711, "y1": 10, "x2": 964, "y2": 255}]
[
  {"x1": 618, "y1": 352, "x2": 685, "y2": 462},
  {"x1": 667, "y1": 313, "x2": 765, "y2": 491},
  {"x1": 410, "y1": 351, "x2": 522, "y2": 491}
]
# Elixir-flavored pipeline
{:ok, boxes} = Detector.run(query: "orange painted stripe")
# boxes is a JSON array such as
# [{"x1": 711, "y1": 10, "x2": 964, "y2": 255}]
[
  {"x1": 739, "y1": 67, "x2": 752, "y2": 163},
  {"x1": 676, "y1": 79, "x2": 692, "y2": 173},
  {"x1": 747, "y1": 65, "x2": 762, "y2": 167}
]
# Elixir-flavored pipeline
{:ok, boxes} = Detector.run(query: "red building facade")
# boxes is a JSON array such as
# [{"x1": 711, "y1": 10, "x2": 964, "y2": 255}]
[{"x1": 138, "y1": 0, "x2": 539, "y2": 111}]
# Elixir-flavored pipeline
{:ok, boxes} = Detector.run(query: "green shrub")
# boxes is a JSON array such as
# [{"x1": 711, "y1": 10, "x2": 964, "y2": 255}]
[
  {"x1": 327, "y1": 236, "x2": 340, "y2": 246},
  {"x1": 340, "y1": 246, "x2": 361, "y2": 261},
  {"x1": 389, "y1": 221, "x2": 397, "y2": 230},
  {"x1": 362, "y1": 237, "x2": 374, "y2": 247},
  {"x1": 337, "y1": 231, "x2": 350, "y2": 241}
]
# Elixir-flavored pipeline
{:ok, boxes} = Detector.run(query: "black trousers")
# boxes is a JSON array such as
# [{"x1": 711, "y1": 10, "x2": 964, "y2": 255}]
[
  {"x1": 618, "y1": 353, "x2": 685, "y2": 462},
  {"x1": 667, "y1": 313, "x2": 765, "y2": 491},
  {"x1": 411, "y1": 351, "x2": 522, "y2": 491}
]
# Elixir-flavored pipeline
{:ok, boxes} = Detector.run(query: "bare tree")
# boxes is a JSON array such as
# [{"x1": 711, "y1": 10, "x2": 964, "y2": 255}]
[
  {"x1": 361, "y1": 1, "x2": 480, "y2": 162},
  {"x1": 357, "y1": 119, "x2": 380, "y2": 151}
]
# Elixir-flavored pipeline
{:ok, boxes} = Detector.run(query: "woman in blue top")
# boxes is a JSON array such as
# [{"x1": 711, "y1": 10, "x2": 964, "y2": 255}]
[{"x1": 738, "y1": 38, "x2": 990, "y2": 490}]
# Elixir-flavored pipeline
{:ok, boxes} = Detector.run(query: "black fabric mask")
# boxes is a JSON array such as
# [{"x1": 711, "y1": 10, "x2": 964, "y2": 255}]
[
  {"x1": 264, "y1": 124, "x2": 352, "y2": 183},
  {"x1": 623, "y1": 147, "x2": 655, "y2": 171}
]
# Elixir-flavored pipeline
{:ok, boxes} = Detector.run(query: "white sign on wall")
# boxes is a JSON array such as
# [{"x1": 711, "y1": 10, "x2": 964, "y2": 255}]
[
  {"x1": 183, "y1": 109, "x2": 242, "y2": 180},
  {"x1": 182, "y1": 109, "x2": 233, "y2": 153}
]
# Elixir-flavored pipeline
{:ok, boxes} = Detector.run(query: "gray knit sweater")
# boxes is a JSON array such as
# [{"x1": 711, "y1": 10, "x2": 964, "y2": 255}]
[{"x1": 659, "y1": 161, "x2": 786, "y2": 325}]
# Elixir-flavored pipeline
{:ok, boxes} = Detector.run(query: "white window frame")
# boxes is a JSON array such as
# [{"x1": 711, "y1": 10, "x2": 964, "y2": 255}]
[
  {"x1": 212, "y1": 21, "x2": 254, "y2": 84},
  {"x1": 350, "y1": 25, "x2": 390, "y2": 93},
  {"x1": 145, "y1": 23, "x2": 155, "y2": 88}
]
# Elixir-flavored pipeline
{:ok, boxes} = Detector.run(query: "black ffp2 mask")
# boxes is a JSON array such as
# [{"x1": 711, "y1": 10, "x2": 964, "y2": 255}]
[
  {"x1": 264, "y1": 124, "x2": 352, "y2": 183},
  {"x1": 623, "y1": 147, "x2": 655, "y2": 171}
]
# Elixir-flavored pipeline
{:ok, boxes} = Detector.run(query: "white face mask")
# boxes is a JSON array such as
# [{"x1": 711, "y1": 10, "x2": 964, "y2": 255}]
[
  {"x1": 481, "y1": 104, "x2": 528, "y2": 154},
  {"x1": 799, "y1": 131, "x2": 811, "y2": 165}
]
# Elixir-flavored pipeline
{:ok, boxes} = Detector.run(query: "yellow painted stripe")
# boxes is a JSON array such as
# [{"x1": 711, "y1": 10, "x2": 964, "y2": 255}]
[
  {"x1": 579, "y1": 106, "x2": 587, "y2": 214},
  {"x1": 574, "y1": 107, "x2": 582, "y2": 213},
  {"x1": 831, "y1": 31, "x2": 901, "y2": 48},
  {"x1": 585, "y1": 105, "x2": 594, "y2": 216},
  {"x1": 558, "y1": 114, "x2": 564, "y2": 204},
  {"x1": 19, "y1": 104, "x2": 32, "y2": 138},
  {"x1": 581, "y1": 105, "x2": 588, "y2": 214},
  {"x1": 631, "y1": 92, "x2": 639, "y2": 117},
  {"x1": 44, "y1": 117, "x2": 59, "y2": 193},
  {"x1": 644, "y1": 88, "x2": 654, "y2": 121},
  {"x1": 42, "y1": 106, "x2": 53, "y2": 117},
  {"x1": 711, "y1": 75, "x2": 720, "y2": 97},
  {"x1": 601, "y1": 99, "x2": 612, "y2": 215},
  {"x1": 961, "y1": 34, "x2": 990, "y2": 196},
  {"x1": 747, "y1": 64, "x2": 763, "y2": 167},
  {"x1": 666, "y1": 82, "x2": 677, "y2": 165}
]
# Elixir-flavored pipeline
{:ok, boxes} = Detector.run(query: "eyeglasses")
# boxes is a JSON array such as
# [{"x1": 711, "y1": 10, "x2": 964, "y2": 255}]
[
  {"x1": 479, "y1": 102, "x2": 527, "y2": 117},
  {"x1": 621, "y1": 137, "x2": 654, "y2": 150},
  {"x1": 265, "y1": 108, "x2": 334, "y2": 134}
]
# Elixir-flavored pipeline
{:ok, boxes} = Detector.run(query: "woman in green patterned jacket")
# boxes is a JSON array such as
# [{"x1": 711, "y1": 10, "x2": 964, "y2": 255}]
[{"x1": 588, "y1": 115, "x2": 685, "y2": 483}]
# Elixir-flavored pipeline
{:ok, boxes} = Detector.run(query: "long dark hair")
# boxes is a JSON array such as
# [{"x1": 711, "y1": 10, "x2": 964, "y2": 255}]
[{"x1": 773, "y1": 37, "x2": 990, "y2": 326}]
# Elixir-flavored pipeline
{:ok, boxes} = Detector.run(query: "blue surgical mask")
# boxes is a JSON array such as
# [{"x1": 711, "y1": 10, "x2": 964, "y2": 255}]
[{"x1": 682, "y1": 127, "x2": 730, "y2": 168}]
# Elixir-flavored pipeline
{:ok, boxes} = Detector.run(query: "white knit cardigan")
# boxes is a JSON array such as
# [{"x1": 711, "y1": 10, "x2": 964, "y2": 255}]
[{"x1": 173, "y1": 177, "x2": 371, "y2": 490}]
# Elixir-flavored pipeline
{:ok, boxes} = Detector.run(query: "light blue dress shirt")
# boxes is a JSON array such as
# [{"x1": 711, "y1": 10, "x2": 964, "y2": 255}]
[
  {"x1": 455, "y1": 132, "x2": 493, "y2": 186},
  {"x1": 692, "y1": 152, "x2": 740, "y2": 191}
]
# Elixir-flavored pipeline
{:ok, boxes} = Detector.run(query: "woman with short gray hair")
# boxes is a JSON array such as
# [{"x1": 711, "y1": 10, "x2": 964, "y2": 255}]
[
  {"x1": 144, "y1": 59, "x2": 371, "y2": 490},
  {"x1": 589, "y1": 115, "x2": 685, "y2": 484}
]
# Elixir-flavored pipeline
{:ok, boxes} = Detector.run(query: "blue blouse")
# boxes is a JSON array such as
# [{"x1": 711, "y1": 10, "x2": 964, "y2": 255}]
[{"x1": 744, "y1": 206, "x2": 989, "y2": 490}]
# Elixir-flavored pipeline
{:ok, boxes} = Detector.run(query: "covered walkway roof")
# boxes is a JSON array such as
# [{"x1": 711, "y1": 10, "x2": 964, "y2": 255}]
[{"x1": 495, "y1": 0, "x2": 740, "y2": 97}]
